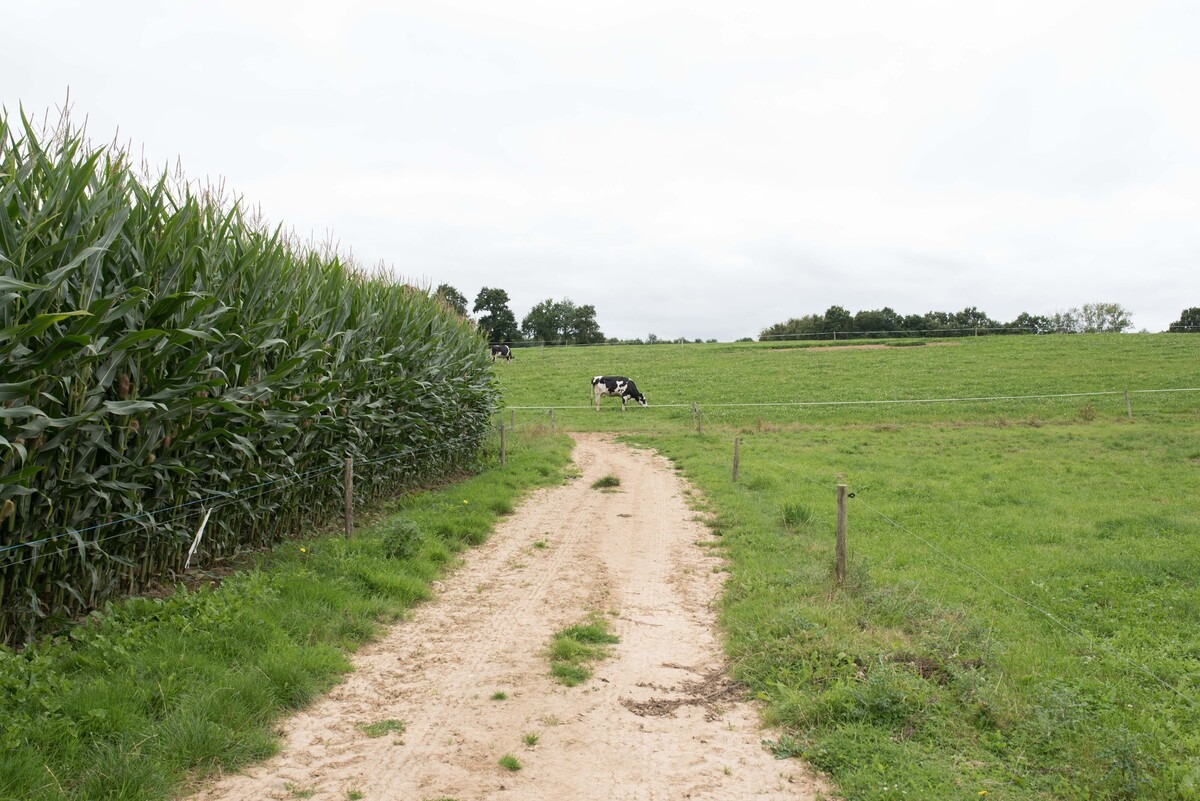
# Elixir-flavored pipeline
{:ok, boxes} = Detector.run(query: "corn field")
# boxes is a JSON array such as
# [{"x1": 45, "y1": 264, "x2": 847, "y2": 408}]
[{"x1": 0, "y1": 109, "x2": 498, "y2": 644}]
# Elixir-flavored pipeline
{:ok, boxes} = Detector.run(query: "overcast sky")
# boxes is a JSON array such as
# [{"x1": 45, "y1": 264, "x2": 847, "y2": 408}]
[{"x1": 4, "y1": 1, "x2": 1197, "y2": 339}]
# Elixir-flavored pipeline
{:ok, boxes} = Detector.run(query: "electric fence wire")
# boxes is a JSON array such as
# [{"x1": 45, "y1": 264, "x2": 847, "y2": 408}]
[
  {"x1": 506, "y1": 386, "x2": 1200, "y2": 411},
  {"x1": 0, "y1": 422, "x2": 509, "y2": 561}
]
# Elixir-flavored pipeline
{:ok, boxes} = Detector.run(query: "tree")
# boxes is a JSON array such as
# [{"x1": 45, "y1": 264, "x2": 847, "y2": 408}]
[
  {"x1": 563, "y1": 302, "x2": 605, "y2": 344},
  {"x1": 821, "y1": 305, "x2": 853, "y2": 335},
  {"x1": 473, "y1": 287, "x2": 521, "y2": 343},
  {"x1": 1168, "y1": 307, "x2": 1200, "y2": 332},
  {"x1": 519, "y1": 298, "x2": 605, "y2": 345},
  {"x1": 759, "y1": 315, "x2": 822, "y2": 341},
  {"x1": 852, "y1": 307, "x2": 903, "y2": 337},
  {"x1": 953, "y1": 306, "x2": 999, "y2": 331},
  {"x1": 1078, "y1": 302, "x2": 1133, "y2": 333},
  {"x1": 521, "y1": 299, "x2": 563, "y2": 344},
  {"x1": 433, "y1": 283, "x2": 468, "y2": 316},
  {"x1": 1007, "y1": 312, "x2": 1052, "y2": 334}
]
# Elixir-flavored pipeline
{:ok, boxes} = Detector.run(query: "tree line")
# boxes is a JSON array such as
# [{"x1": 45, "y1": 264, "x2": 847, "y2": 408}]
[
  {"x1": 431, "y1": 283, "x2": 1200, "y2": 344},
  {"x1": 433, "y1": 284, "x2": 608, "y2": 345},
  {"x1": 761, "y1": 302, "x2": 1198, "y2": 340}
]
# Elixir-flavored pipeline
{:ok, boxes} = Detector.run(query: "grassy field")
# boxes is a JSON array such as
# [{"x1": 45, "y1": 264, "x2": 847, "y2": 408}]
[{"x1": 496, "y1": 334, "x2": 1200, "y2": 799}]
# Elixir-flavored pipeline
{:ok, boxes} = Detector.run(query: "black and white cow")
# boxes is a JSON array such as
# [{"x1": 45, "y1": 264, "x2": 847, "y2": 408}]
[
  {"x1": 592, "y1": 375, "x2": 647, "y2": 411},
  {"x1": 490, "y1": 344, "x2": 513, "y2": 362}
]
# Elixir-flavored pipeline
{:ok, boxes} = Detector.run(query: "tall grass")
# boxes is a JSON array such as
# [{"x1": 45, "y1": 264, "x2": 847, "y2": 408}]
[{"x1": 0, "y1": 108, "x2": 496, "y2": 643}]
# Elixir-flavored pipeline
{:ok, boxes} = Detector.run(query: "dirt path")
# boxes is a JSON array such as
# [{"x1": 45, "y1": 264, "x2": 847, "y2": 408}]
[{"x1": 189, "y1": 433, "x2": 829, "y2": 801}]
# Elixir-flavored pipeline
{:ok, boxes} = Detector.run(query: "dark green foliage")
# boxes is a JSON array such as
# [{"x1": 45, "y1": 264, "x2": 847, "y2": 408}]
[
  {"x1": 520, "y1": 298, "x2": 606, "y2": 344},
  {"x1": 1168, "y1": 307, "x2": 1200, "y2": 332},
  {"x1": 472, "y1": 287, "x2": 520, "y2": 343},
  {"x1": 0, "y1": 109, "x2": 498, "y2": 643}
]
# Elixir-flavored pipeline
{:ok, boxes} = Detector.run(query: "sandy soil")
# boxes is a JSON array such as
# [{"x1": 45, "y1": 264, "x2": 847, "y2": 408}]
[{"x1": 188, "y1": 433, "x2": 829, "y2": 801}]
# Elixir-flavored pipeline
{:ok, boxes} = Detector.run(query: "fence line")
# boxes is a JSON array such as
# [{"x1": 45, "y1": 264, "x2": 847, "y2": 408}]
[
  {"x1": 506, "y1": 386, "x2": 1200, "y2": 412},
  {"x1": 0, "y1": 422, "x2": 520, "y2": 560},
  {"x1": 746, "y1": 448, "x2": 1197, "y2": 709}
]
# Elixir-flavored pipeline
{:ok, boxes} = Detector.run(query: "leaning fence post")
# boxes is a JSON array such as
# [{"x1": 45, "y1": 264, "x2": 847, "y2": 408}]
[
  {"x1": 732, "y1": 437, "x2": 741, "y2": 481},
  {"x1": 500, "y1": 423, "x2": 507, "y2": 466},
  {"x1": 343, "y1": 456, "x2": 354, "y2": 539},
  {"x1": 836, "y1": 484, "x2": 848, "y2": 585},
  {"x1": 1125, "y1": 390, "x2": 1133, "y2": 420}
]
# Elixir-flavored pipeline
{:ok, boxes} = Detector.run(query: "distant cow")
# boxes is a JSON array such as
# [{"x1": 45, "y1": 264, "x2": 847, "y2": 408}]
[
  {"x1": 490, "y1": 344, "x2": 513, "y2": 362},
  {"x1": 592, "y1": 375, "x2": 647, "y2": 411}
]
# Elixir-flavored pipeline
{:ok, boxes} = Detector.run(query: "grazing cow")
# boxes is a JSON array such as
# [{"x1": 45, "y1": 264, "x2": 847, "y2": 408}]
[
  {"x1": 592, "y1": 375, "x2": 647, "y2": 411},
  {"x1": 490, "y1": 344, "x2": 513, "y2": 362}
]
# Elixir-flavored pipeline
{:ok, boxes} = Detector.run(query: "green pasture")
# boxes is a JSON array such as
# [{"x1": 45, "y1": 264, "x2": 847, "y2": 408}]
[
  {"x1": 497, "y1": 334, "x2": 1200, "y2": 799},
  {"x1": 497, "y1": 333, "x2": 1199, "y2": 428}
]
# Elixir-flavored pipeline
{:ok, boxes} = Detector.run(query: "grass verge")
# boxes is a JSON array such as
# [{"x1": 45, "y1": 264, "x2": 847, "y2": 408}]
[
  {"x1": 0, "y1": 427, "x2": 573, "y2": 801},
  {"x1": 638, "y1": 418, "x2": 1200, "y2": 800}
]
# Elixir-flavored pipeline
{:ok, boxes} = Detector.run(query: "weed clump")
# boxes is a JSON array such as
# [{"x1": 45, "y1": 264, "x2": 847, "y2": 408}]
[
  {"x1": 547, "y1": 619, "x2": 620, "y2": 686},
  {"x1": 781, "y1": 502, "x2": 815, "y2": 530}
]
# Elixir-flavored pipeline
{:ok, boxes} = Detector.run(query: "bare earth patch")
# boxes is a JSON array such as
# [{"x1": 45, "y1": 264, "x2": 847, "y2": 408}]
[{"x1": 187, "y1": 433, "x2": 829, "y2": 801}]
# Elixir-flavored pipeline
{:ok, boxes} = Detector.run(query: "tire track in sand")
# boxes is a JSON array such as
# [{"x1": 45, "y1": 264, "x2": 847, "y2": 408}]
[{"x1": 187, "y1": 433, "x2": 830, "y2": 801}]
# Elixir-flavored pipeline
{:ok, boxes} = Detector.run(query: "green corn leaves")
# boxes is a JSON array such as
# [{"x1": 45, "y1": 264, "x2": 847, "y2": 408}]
[{"x1": 0, "y1": 108, "x2": 497, "y2": 644}]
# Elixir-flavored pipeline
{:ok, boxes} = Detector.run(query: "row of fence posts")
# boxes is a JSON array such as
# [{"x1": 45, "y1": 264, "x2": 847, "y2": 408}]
[
  {"x1": 339, "y1": 413, "x2": 524, "y2": 539},
  {"x1": 346, "y1": 382, "x2": 1141, "y2": 570},
  {"x1": 343, "y1": 381, "x2": 1140, "y2": 569}
]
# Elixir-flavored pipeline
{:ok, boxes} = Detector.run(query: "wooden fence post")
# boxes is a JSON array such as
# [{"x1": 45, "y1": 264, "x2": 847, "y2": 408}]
[
  {"x1": 343, "y1": 456, "x2": 354, "y2": 539},
  {"x1": 500, "y1": 423, "x2": 507, "y2": 466},
  {"x1": 549, "y1": 408, "x2": 555, "y2": 433},
  {"x1": 732, "y1": 437, "x2": 741, "y2": 481},
  {"x1": 835, "y1": 484, "x2": 848, "y2": 585},
  {"x1": 511, "y1": 409, "x2": 515, "y2": 428},
  {"x1": 1125, "y1": 390, "x2": 1133, "y2": 420}
]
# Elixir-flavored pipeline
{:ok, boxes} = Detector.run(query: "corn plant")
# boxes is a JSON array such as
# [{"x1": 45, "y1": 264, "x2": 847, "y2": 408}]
[{"x1": 0, "y1": 108, "x2": 498, "y2": 643}]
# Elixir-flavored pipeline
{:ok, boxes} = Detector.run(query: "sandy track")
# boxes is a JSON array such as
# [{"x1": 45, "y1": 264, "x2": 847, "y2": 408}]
[{"x1": 188, "y1": 433, "x2": 828, "y2": 801}]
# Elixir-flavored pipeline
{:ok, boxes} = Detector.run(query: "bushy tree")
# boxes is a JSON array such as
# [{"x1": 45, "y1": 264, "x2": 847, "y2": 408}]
[
  {"x1": 473, "y1": 287, "x2": 521, "y2": 343},
  {"x1": 1047, "y1": 309, "x2": 1081, "y2": 333},
  {"x1": 1007, "y1": 312, "x2": 1053, "y2": 334},
  {"x1": 433, "y1": 283, "x2": 469, "y2": 316},
  {"x1": 1168, "y1": 307, "x2": 1200, "y2": 332},
  {"x1": 852, "y1": 307, "x2": 903, "y2": 337},
  {"x1": 953, "y1": 306, "x2": 999, "y2": 330},
  {"x1": 821, "y1": 305, "x2": 853, "y2": 334},
  {"x1": 520, "y1": 298, "x2": 605, "y2": 344},
  {"x1": 759, "y1": 314, "x2": 823, "y2": 341},
  {"x1": 1078, "y1": 302, "x2": 1133, "y2": 333}
]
